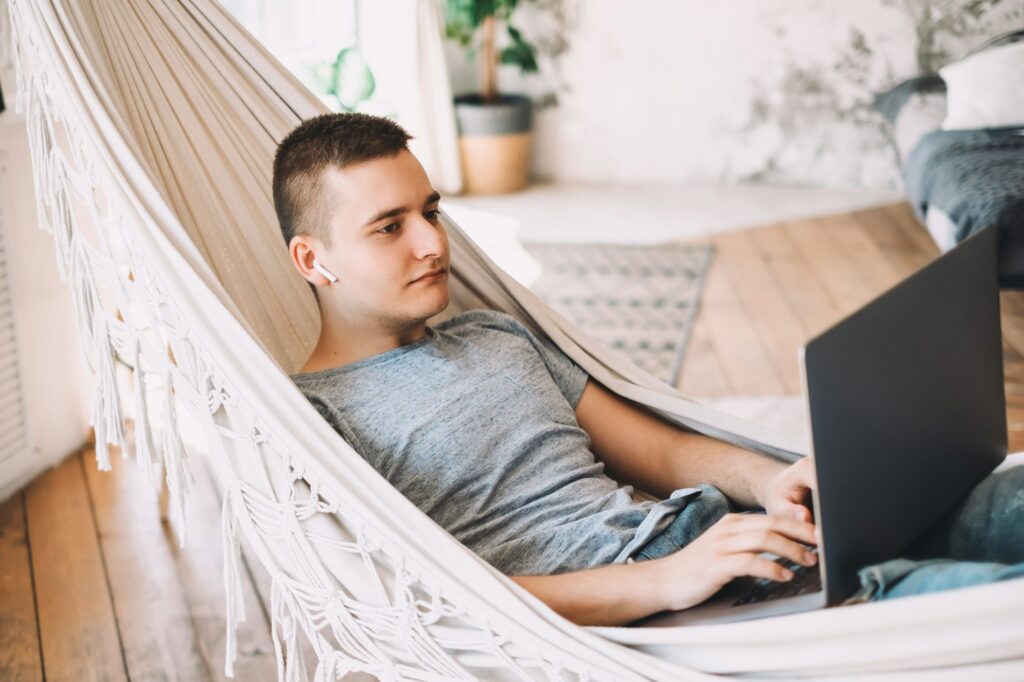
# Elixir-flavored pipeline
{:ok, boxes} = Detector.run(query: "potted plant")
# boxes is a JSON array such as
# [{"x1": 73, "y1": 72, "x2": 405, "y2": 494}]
[{"x1": 444, "y1": 0, "x2": 539, "y2": 194}]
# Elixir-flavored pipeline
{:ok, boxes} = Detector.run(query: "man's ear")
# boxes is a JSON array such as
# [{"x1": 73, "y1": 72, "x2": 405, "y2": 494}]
[{"x1": 289, "y1": 235, "x2": 335, "y2": 286}]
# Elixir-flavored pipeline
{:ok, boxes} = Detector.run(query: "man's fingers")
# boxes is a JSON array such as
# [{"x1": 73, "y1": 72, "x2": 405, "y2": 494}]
[
  {"x1": 778, "y1": 501, "x2": 813, "y2": 523},
  {"x1": 794, "y1": 457, "x2": 817, "y2": 483},
  {"x1": 723, "y1": 529, "x2": 818, "y2": 568},
  {"x1": 721, "y1": 513, "x2": 817, "y2": 546},
  {"x1": 724, "y1": 554, "x2": 795, "y2": 583}
]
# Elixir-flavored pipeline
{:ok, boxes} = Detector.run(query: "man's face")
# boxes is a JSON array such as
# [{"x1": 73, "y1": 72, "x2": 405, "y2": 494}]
[{"x1": 315, "y1": 150, "x2": 450, "y2": 329}]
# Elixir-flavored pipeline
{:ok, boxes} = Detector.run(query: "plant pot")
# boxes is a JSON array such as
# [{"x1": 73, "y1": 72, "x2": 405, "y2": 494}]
[{"x1": 453, "y1": 94, "x2": 532, "y2": 194}]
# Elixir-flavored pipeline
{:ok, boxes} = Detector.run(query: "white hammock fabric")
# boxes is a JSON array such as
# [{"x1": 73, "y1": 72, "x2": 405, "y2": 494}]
[{"x1": 9, "y1": 0, "x2": 1024, "y2": 679}]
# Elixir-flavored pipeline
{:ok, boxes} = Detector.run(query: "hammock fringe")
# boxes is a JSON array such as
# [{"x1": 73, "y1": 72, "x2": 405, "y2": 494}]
[
  {"x1": 161, "y1": 369, "x2": 192, "y2": 548},
  {"x1": 222, "y1": 483, "x2": 247, "y2": 677}
]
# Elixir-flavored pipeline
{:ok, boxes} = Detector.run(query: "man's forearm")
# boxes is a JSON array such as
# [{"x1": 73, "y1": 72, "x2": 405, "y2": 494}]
[
  {"x1": 510, "y1": 560, "x2": 667, "y2": 626},
  {"x1": 662, "y1": 430, "x2": 786, "y2": 508},
  {"x1": 575, "y1": 383, "x2": 787, "y2": 508}
]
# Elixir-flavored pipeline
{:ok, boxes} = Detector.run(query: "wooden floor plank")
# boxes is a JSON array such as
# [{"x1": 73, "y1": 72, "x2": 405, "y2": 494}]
[
  {"x1": 81, "y1": 448, "x2": 211, "y2": 681},
  {"x1": 828, "y1": 213, "x2": 905, "y2": 295},
  {"x1": 851, "y1": 206, "x2": 919, "y2": 252},
  {"x1": 748, "y1": 223, "x2": 841, "y2": 341},
  {"x1": 999, "y1": 291, "x2": 1024, "y2": 364},
  {"x1": 168, "y1": 457, "x2": 278, "y2": 681},
  {"x1": 676, "y1": 310, "x2": 732, "y2": 397},
  {"x1": 998, "y1": 291, "x2": 1024, "y2": 449},
  {"x1": 0, "y1": 493, "x2": 43, "y2": 682},
  {"x1": 715, "y1": 229, "x2": 805, "y2": 393},
  {"x1": 24, "y1": 453, "x2": 127, "y2": 682},
  {"x1": 850, "y1": 207, "x2": 934, "y2": 276},
  {"x1": 782, "y1": 216, "x2": 873, "y2": 318},
  {"x1": 695, "y1": 240, "x2": 786, "y2": 395},
  {"x1": 881, "y1": 203, "x2": 943, "y2": 258}
]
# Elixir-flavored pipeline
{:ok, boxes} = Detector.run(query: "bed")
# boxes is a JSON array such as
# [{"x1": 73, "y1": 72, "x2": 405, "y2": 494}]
[{"x1": 875, "y1": 30, "x2": 1024, "y2": 287}]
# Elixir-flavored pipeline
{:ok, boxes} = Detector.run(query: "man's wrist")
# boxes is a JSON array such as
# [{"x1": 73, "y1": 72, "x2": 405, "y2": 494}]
[
  {"x1": 750, "y1": 459, "x2": 787, "y2": 510},
  {"x1": 752, "y1": 469, "x2": 775, "y2": 509},
  {"x1": 634, "y1": 555, "x2": 681, "y2": 613}
]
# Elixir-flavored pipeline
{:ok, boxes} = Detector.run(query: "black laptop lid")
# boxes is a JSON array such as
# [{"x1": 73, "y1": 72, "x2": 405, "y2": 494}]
[{"x1": 802, "y1": 226, "x2": 1007, "y2": 603}]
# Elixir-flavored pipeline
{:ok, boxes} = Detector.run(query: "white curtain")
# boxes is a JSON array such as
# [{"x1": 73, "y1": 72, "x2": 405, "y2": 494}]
[{"x1": 358, "y1": 0, "x2": 463, "y2": 193}]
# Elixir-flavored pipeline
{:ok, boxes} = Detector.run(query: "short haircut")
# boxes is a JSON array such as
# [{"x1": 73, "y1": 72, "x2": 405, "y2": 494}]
[{"x1": 272, "y1": 113, "x2": 413, "y2": 247}]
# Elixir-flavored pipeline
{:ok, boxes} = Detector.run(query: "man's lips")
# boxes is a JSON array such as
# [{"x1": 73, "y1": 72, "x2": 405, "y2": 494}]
[{"x1": 411, "y1": 268, "x2": 447, "y2": 284}]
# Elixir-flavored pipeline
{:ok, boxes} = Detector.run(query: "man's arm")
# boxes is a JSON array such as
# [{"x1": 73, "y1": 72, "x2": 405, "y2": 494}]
[
  {"x1": 511, "y1": 560, "x2": 668, "y2": 626},
  {"x1": 574, "y1": 379, "x2": 787, "y2": 508},
  {"x1": 510, "y1": 512, "x2": 818, "y2": 626},
  {"x1": 505, "y1": 381, "x2": 820, "y2": 626}
]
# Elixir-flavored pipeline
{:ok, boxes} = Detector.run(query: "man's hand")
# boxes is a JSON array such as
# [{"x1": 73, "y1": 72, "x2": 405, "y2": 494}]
[
  {"x1": 758, "y1": 457, "x2": 816, "y2": 523},
  {"x1": 648, "y1": 512, "x2": 818, "y2": 612}
]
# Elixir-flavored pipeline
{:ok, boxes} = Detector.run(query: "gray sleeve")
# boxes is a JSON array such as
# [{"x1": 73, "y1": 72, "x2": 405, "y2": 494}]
[{"x1": 492, "y1": 311, "x2": 590, "y2": 408}]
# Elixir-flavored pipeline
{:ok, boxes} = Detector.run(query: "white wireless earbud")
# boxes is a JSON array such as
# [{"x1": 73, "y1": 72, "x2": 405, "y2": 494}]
[{"x1": 312, "y1": 258, "x2": 338, "y2": 284}]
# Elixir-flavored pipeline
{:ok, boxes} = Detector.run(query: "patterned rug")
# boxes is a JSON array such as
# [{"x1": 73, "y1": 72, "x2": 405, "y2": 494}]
[{"x1": 522, "y1": 242, "x2": 715, "y2": 385}]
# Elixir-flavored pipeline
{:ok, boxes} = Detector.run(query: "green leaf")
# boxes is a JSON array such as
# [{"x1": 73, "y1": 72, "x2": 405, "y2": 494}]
[
  {"x1": 500, "y1": 23, "x2": 538, "y2": 73},
  {"x1": 333, "y1": 47, "x2": 376, "y2": 111}
]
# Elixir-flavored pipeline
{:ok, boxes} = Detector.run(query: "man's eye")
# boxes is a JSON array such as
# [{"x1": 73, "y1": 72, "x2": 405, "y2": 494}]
[
  {"x1": 425, "y1": 209, "x2": 440, "y2": 221},
  {"x1": 378, "y1": 223, "x2": 400, "y2": 235}
]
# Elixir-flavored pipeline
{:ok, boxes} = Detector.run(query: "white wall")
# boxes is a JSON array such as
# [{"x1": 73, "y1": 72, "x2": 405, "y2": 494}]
[
  {"x1": 445, "y1": 0, "x2": 1024, "y2": 190},
  {"x1": 0, "y1": 37, "x2": 92, "y2": 501}
]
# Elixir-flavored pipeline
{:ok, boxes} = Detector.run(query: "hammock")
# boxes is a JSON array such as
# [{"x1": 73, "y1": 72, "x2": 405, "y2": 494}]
[{"x1": 9, "y1": 0, "x2": 1024, "y2": 679}]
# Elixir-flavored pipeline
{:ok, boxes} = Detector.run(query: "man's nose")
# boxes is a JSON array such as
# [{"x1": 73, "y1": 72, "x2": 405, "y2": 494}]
[{"x1": 409, "y1": 215, "x2": 446, "y2": 260}]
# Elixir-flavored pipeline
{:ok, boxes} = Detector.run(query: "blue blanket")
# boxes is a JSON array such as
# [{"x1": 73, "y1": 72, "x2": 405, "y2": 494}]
[{"x1": 904, "y1": 127, "x2": 1024, "y2": 245}]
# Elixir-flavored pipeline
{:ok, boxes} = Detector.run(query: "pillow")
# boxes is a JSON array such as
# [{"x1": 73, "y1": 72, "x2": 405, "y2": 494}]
[
  {"x1": 873, "y1": 76, "x2": 947, "y2": 161},
  {"x1": 940, "y1": 40, "x2": 1024, "y2": 129}
]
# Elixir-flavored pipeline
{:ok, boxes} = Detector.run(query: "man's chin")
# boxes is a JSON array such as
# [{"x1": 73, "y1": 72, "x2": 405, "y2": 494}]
[
  {"x1": 430, "y1": 294, "x2": 450, "y2": 319},
  {"x1": 424, "y1": 294, "x2": 450, "y2": 321}
]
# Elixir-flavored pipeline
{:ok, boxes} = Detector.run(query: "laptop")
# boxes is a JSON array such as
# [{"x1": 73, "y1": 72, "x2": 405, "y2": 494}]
[{"x1": 634, "y1": 225, "x2": 1008, "y2": 627}]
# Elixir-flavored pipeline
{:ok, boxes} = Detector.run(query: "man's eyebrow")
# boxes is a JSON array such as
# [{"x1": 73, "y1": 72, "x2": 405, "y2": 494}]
[{"x1": 362, "y1": 190, "x2": 442, "y2": 227}]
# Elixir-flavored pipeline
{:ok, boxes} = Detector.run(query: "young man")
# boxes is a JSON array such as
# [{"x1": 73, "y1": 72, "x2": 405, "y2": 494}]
[{"x1": 277, "y1": 113, "x2": 1024, "y2": 627}]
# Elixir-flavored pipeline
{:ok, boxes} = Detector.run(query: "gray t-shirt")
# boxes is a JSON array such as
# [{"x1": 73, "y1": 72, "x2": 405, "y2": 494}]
[{"x1": 291, "y1": 309, "x2": 704, "y2": 575}]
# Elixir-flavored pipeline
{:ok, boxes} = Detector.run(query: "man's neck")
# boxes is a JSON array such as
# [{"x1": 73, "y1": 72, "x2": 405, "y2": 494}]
[{"x1": 300, "y1": 307, "x2": 428, "y2": 374}]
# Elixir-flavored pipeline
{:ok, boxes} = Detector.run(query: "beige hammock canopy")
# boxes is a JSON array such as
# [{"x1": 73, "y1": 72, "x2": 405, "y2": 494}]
[{"x1": 9, "y1": 0, "x2": 1024, "y2": 679}]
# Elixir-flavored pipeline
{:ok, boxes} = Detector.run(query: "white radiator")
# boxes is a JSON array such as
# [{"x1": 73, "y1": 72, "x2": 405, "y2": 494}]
[{"x1": 0, "y1": 151, "x2": 29, "y2": 467}]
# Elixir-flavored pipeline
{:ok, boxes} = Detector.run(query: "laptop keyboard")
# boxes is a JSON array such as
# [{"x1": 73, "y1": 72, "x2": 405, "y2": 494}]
[{"x1": 730, "y1": 550, "x2": 822, "y2": 607}]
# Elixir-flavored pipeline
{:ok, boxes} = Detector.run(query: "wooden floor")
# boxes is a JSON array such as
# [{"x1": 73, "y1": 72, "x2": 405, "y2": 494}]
[
  {"x1": 679, "y1": 202, "x2": 1024, "y2": 450},
  {"x1": 4, "y1": 202, "x2": 1024, "y2": 680}
]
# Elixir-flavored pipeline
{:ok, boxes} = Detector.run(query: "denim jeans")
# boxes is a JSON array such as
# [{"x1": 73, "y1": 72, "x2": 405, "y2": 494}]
[
  {"x1": 630, "y1": 462, "x2": 1024, "y2": 603},
  {"x1": 846, "y1": 462, "x2": 1024, "y2": 603}
]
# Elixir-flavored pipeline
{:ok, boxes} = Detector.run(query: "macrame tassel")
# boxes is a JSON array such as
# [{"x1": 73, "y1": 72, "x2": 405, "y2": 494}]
[
  {"x1": 23, "y1": 89, "x2": 56, "y2": 247},
  {"x1": 47, "y1": 152, "x2": 75, "y2": 279},
  {"x1": 161, "y1": 372, "x2": 191, "y2": 547},
  {"x1": 131, "y1": 340, "x2": 160, "y2": 494},
  {"x1": 271, "y1": 580, "x2": 289, "y2": 682},
  {"x1": 271, "y1": 581, "x2": 308, "y2": 682},
  {"x1": 88, "y1": 318, "x2": 124, "y2": 471},
  {"x1": 10, "y1": 2, "x2": 28, "y2": 117},
  {"x1": 68, "y1": 240, "x2": 101, "y2": 368},
  {"x1": 222, "y1": 486, "x2": 247, "y2": 678}
]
